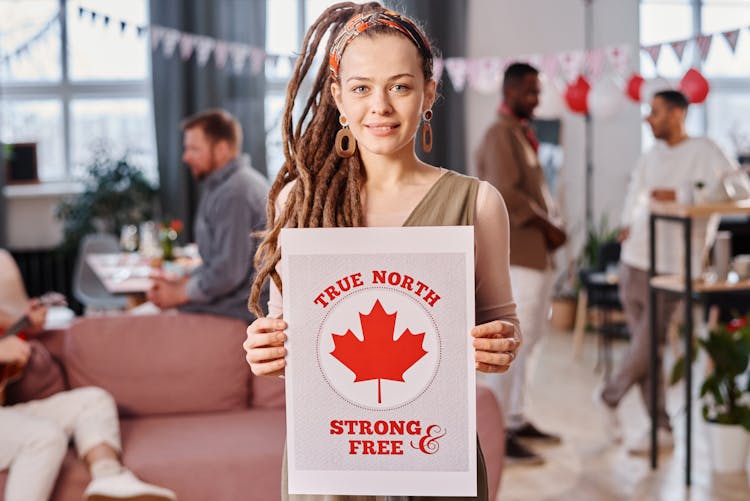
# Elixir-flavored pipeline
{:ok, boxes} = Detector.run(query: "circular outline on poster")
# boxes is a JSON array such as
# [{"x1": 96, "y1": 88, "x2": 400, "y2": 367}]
[{"x1": 316, "y1": 286, "x2": 441, "y2": 411}]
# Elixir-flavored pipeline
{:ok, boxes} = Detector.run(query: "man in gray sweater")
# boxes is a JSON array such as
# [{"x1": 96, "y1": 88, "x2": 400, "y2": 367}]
[{"x1": 147, "y1": 109, "x2": 269, "y2": 321}]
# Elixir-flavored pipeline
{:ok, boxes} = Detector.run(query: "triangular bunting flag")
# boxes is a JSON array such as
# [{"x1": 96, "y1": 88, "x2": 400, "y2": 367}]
[
  {"x1": 527, "y1": 54, "x2": 543, "y2": 69},
  {"x1": 195, "y1": 36, "x2": 215, "y2": 67},
  {"x1": 469, "y1": 57, "x2": 502, "y2": 94},
  {"x1": 444, "y1": 57, "x2": 469, "y2": 92},
  {"x1": 214, "y1": 41, "x2": 229, "y2": 69},
  {"x1": 161, "y1": 29, "x2": 181, "y2": 58},
  {"x1": 250, "y1": 47, "x2": 265, "y2": 75},
  {"x1": 150, "y1": 26, "x2": 164, "y2": 51},
  {"x1": 179, "y1": 34, "x2": 195, "y2": 61},
  {"x1": 585, "y1": 48, "x2": 606, "y2": 82},
  {"x1": 558, "y1": 50, "x2": 584, "y2": 82},
  {"x1": 541, "y1": 54, "x2": 559, "y2": 79},
  {"x1": 642, "y1": 43, "x2": 662, "y2": 66},
  {"x1": 432, "y1": 57, "x2": 444, "y2": 83},
  {"x1": 670, "y1": 39, "x2": 688, "y2": 62},
  {"x1": 695, "y1": 34, "x2": 713, "y2": 62},
  {"x1": 722, "y1": 29, "x2": 740, "y2": 53},
  {"x1": 229, "y1": 43, "x2": 250, "y2": 74},
  {"x1": 605, "y1": 45, "x2": 631, "y2": 75}
]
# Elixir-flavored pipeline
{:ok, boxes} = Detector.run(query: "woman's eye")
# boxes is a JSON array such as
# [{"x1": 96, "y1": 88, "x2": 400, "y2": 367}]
[
  {"x1": 352, "y1": 86, "x2": 367, "y2": 93},
  {"x1": 392, "y1": 84, "x2": 409, "y2": 92}
]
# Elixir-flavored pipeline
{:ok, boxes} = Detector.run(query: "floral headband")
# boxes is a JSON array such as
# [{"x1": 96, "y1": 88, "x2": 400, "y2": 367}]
[{"x1": 328, "y1": 9, "x2": 432, "y2": 81}]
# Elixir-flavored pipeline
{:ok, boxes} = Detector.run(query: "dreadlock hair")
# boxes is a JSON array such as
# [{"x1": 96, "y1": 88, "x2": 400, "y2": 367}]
[{"x1": 248, "y1": 1, "x2": 434, "y2": 316}]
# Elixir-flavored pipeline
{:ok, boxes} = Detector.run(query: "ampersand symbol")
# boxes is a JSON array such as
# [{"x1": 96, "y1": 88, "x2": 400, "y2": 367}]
[{"x1": 410, "y1": 425, "x2": 447, "y2": 454}]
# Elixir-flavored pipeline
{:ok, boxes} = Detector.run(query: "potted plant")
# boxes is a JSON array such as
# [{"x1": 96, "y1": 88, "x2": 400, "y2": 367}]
[
  {"x1": 55, "y1": 148, "x2": 157, "y2": 252},
  {"x1": 671, "y1": 312, "x2": 750, "y2": 472},
  {"x1": 550, "y1": 260, "x2": 579, "y2": 331}
]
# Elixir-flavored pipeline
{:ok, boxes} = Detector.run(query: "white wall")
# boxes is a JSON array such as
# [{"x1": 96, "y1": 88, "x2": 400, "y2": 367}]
[
  {"x1": 3, "y1": 184, "x2": 81, "y2": 249},
  {"x1": 466, "y1": 0, "x2": 641, "y2": 254}
]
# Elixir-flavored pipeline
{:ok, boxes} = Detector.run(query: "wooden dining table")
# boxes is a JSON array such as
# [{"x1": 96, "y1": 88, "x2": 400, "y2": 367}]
[{"x1": 86, "y1": 247, "x2": 202, "y2": 295}]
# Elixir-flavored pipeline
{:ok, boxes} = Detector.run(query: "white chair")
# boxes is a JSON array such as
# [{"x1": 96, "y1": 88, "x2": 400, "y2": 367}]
[{"x1": 73, "y1": 233, "x2": 128, "y2": 312}]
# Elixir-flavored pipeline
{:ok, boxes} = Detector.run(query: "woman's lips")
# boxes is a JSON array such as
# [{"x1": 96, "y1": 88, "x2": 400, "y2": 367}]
[{"x1": 364, "y1": 123, "x2": 400, "y2": 136}]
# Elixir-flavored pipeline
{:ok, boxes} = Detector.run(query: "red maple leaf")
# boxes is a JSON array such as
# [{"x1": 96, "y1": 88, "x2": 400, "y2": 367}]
[{"x1": 330, "y1": 299, "x2": 427, "y2": 404}]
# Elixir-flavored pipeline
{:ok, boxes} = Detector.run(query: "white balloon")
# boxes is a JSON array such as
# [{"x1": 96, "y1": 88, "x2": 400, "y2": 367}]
[
  {"x1": 640, "y1": 77, "x2": 673, "y2": 104},
  {"x1": 535, "y1": 75, "x2": 566, "y2": 119},
  {"x1": 587, "y1": 75, "x2": 624, "y2": 119}
]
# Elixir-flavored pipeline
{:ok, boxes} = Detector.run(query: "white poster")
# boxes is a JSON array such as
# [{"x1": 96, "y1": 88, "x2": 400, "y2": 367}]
[{"x1": 281, "y1": 226, "x2": 476, "y2": 497}]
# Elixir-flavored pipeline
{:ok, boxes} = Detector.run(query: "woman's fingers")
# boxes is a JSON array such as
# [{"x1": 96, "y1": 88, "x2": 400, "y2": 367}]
[
  {"x1": 471, "y1": 320, "x2": 519, "y2": 373},
  {"x1": 244, "y1": 330, "x2": 286, "y2": 350},
  {"x1": 471, "y1": 320, "x2": 508, "y2": 338},
  {"x1": 247, "y1": 357, "x2": 286, "y2": 377},
  {"x1": 474, "y1": 348, "x2": 514, "y2": 368},
  {"x1": 472, "y1": 336, "x2": 516, "y2": 352},
  {"x1": 249, "y1": 317, "x2": 287, "y2": 334},
  {"x1": 243, "y1": 317, "x2": 288, "y2": 376},
  {"x1": 245, "y1": 345, "x2": 287, "y2": 364}
]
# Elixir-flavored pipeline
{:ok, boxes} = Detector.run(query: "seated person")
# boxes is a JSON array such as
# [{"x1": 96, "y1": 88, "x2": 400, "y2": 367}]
[
  {"x1": 1, "y1": 300, "x2": 176, "y2": 501},
  {"x1": 146, "y1": 109, "x2": 269, "y2": 321}
]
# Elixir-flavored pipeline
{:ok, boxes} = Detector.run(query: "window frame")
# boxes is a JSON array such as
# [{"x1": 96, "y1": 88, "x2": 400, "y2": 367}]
[
  {"x1": 640, "y1": 0, "x2": 750, "y2": 155},
  {"x1": 1, "y1": 0, "x2": 152, "y2": 182}
]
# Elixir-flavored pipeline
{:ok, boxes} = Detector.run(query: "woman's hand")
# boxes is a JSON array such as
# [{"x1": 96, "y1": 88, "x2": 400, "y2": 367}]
[
  {"x1": 26, "y1": 299, "x2": 48, "y2": 334},
  {"x1": 471, "y1": 320, "x2": 519, "y2": 373},
  {"x1": 243, "y1": 317, "x2": 287, "y2": 377},
  {"x1": 0, "y1": 336, "x2": 31, "y2": 365}
]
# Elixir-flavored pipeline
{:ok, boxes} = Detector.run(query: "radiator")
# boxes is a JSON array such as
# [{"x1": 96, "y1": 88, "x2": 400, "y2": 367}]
[{"x1": 9, "y1": 249, "x2": 82, "y2": 314}]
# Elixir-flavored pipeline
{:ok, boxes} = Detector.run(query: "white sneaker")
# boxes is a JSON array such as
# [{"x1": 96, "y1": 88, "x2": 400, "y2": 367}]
[
  {"x1": 84, "y1": 469, "x2": 177, "y2": 501},
  {"x1": 627, "y1": 428, "x2": 674, "y2": 456},
  {"x1": 592, "y1": 384, "x2": 622, "y2": 443}
]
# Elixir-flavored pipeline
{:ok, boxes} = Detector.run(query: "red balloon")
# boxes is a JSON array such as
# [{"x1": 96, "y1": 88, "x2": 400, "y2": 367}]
[
  {"x1": 679, "y1": 68, "x2": 709, "y2": 104},
  {"x1": 565, "y1": 76, "x2": 590, "y2": 114},
  {"x1": 625, "y1": 73, "x2": 645, "y2": 102}
]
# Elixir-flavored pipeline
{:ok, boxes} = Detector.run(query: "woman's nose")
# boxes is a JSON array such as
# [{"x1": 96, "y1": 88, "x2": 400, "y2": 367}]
[{"x1": 370, "y1": 89, "x2": 393, "y2": 114}]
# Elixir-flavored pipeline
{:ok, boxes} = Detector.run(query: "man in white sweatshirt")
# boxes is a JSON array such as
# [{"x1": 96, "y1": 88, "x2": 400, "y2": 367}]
[{"x1": 598, "y1": 89, "x2": 747, "y2": 455}]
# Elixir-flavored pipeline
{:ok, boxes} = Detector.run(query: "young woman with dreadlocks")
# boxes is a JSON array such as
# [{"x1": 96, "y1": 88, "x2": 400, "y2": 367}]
[{"x1": 243, "y1": 3, "x2": 520, "y2": 500}]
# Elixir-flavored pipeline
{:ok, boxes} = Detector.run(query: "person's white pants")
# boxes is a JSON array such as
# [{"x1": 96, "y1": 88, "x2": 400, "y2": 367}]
[
  {"x1": 0, "y1": 387, "x2": 121, "y2": 501},
  {"x1": 482, "y1": 265, "x2": 555, "y2": 431}
]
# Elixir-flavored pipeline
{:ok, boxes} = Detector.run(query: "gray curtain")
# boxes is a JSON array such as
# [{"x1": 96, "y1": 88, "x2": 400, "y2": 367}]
[
  {"x1": 149, "y1": 0, "x2": 266, "y2": 240},
  {"x1": 386, "y1": 0, "x2": 467, "y2": 173}
]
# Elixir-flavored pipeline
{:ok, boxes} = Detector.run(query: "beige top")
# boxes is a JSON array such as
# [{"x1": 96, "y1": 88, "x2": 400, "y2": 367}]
[
  {"x1": 273, "y1": 169, "x2": 516, "y2": 501},
  {"x1": 268, "y1": 170, "x2": 520, "y2": 336}
]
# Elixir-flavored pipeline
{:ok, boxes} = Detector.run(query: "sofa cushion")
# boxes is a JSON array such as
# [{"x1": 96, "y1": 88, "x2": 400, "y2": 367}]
[
  {"x1": 476, "y1": 382, "x2": 504, "y2": 500},
  {"x1": 119, "y1": 410, "x2": 286, "y2": 501},
  {"x1": 5, "y1": 340, "x2": 67, "y2": 406},
  {"x1": 63, "y1": 313, "x2": 251, "y2": 417},
  {"x1": 251, "y1": 372, "x2": 286, "y2": 409}
]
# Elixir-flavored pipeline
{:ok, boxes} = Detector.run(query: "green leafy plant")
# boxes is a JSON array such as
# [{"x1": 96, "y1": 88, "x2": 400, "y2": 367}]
[
  {"x1": 580, "y1": 215, "x2": 619, "y2": 270},
  {"x1": 55, "y1": 149, "x2": 157, "y2": 252},
  {"x1": 670, "y1": 313, "x2": 750, "y2": 431}
]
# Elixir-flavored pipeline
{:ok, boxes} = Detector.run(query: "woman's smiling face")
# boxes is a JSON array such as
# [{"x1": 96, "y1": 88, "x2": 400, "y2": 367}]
[{"x1": 331, "y1": 33, "x2": 436, "y2": 159}]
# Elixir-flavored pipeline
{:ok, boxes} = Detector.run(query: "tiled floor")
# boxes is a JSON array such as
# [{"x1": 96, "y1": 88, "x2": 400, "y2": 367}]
[{"x1": 494, "y1": 326, "x2": 750, "y2": 501}]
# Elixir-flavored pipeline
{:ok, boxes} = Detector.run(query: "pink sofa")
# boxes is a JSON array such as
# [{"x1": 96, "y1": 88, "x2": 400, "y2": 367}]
[{"x1": 0, "y1": 313, "x2": 505, "y2": 500}]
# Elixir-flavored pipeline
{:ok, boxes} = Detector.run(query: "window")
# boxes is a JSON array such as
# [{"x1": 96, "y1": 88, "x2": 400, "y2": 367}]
[
  {"x1": 0, "y1": 0, "x2": 157, "y2": 183},
  {"x1": 264, "y1": 0, "x2": 369, "y2": 178},
  {"x1": 640, "y1": 0, "x2": 750, "y2": 159}
]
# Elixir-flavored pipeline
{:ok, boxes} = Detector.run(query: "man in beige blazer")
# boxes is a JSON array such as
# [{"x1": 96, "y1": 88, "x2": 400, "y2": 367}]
[{"x1": 476, "y1": 63, "x2": 566, "y2": 465}]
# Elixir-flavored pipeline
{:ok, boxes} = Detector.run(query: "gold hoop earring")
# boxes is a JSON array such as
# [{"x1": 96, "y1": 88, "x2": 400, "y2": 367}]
[
  {"x1": 335, "y1": 115, "x2": 356, "y2": 158},
  {"x1": 421, "y1": 109, "x2": 433, "y2": 153}
]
